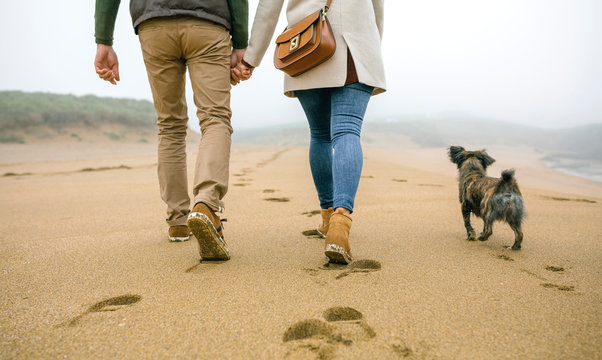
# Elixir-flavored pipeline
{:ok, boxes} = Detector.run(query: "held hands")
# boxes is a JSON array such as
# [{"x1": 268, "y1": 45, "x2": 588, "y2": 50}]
[
  {"x1": 94, "y1": 44, "x2": 120, "y2": 85},
  {"x1": 95, "y1": 44, "x2": 249, "y2": 86},
  {"x1": 230, "y1": 48, "x2": 254, "y2": 86}
]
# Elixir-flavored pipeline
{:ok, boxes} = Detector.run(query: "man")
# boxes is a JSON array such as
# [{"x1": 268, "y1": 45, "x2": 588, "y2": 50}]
[{"x1": 94, "y1": 0, "x2": 248, "y2": 261}]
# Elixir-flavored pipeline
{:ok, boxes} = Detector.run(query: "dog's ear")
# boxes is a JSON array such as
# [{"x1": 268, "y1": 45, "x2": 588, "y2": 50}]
[
  {"x1": 448, "y1": 146, "x2": 466, "y2": 167},
  {"x1": 477, "y1": 150, "x2": 496, "y2": 169}
]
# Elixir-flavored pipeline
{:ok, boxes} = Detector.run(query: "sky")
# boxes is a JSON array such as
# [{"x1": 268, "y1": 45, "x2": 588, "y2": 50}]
[{"x1": 0, "y1": 0, "x2": 600, "y2": 131}]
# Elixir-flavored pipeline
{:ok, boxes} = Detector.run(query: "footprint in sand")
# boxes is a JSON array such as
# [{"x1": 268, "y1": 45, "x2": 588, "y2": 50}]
[
  {"x1": 264, "y1": 197, "x2": 290, "y2": 202},
  {"x1": 303, "y1": 260, "x2": 381, "y2": 286},
  {"x1": 2, "y1": 172, "x2": 32, "y2": 177},
  {"x1": 233, "y1": 183, "x2": 250, "y2": 187},
  {"x1": 333, "y1": 260, "x2": 382, "y2": 279},
  {"x1": 302, "y1": 210, "x2": 321, "y2": 217},
  {"x1": 540, "y1": 265, "x2": 574, "y2": 292},
  {"x1": 302, "y1": 229, "x2": 323, "y2": 239},
  {"x1": 495, "y1": 254, "x2": 514, "y2": 262},
  {"x1": 540, "y1": 283, "x2": 575, "y2": 292},
  {"x1": 80, "y1": 165, "x2": 132, "y2": 172},
  {"x1": 263, "y1": 189, "x2": 277, "y2": 193},
  {"x1": 520, "y1": 268, "x2": 576, "y2": 293},
  {"x1": 301, "y1": 211, "x2": 325, "y2": 240},
  {"x1": 545, "y1": 265, "x2": 565, "y2": 272},
  {"x1": 257, "y1": 149, "x2": 290, "y2": 168},
  {"x1": 312, "y1": 259, "x2": 382, "y2": 280},
  {"x1": 64, "y1": 294, "x2": 141, "y2": 327},
  {"x1": 391, "y1": 178, "x2": 407, "y2": 183},
  {"x1": 282, "y1": 306, "x2": 375, "y2": 359},
  {"x1": 417, "y1": 183, "x2": 443, "y2": 187},
  {"x1": 541, "y1": 196, "x2": 596, "y2": 204}
]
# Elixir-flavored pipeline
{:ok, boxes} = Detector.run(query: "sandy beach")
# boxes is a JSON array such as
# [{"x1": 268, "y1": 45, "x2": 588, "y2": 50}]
[{"x1": 1, "y1": 140, "x2": 600, "y2": 359}]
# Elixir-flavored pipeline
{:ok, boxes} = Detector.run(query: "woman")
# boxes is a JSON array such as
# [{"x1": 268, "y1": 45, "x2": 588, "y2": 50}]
[{"x1": 238, "y1": 0, "x2": 386, "y2": 264}]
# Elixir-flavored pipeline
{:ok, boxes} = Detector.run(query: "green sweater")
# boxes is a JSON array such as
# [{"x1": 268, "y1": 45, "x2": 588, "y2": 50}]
[{"x1": 95, "y1": 0, "x2": 248, "y2": 49}]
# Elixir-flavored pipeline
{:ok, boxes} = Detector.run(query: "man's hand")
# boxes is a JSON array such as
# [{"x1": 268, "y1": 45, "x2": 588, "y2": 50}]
[
  {"x1": 237, "y1": 60, "x2": 254, "y2": 81},
  {"x1": 94, "y1": 44, "x2": 120, "y2": 85},
  {"x1": 230, "y1": 48, "x2": 253, "y2": 86}
]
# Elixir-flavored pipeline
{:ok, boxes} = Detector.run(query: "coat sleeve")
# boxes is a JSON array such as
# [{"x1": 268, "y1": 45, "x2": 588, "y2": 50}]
[
  {"x1": 95, "y1": 0, "x2": 121, "y2": 45},
  {"x1": 242, "y1": 0, "x2": 286, "y2": 67},
  {"x1": 372, "y1": 0, "x2": 384, "y2": 39},
  {"x1": 227, "y1": 0, "x2": 249, "y2": 49}
]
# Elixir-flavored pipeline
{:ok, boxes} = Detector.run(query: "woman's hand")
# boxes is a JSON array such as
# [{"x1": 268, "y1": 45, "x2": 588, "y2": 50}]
[{"x1": 230, "y1": 49, "x2": 254, "y2": 86}]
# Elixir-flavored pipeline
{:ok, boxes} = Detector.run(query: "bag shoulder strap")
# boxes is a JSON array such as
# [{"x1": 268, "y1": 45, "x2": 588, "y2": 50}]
[{"x1": 325, "y1": 0, "x2": 333, "y2": 12}]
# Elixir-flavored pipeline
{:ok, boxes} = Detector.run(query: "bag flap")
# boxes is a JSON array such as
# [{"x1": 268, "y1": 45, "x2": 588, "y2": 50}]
[
  {"x1": 276, "y1": 9, "x2": 321, "y2": 44},
  {"x1": 276, "y1": 25, "x2": 318, "y2": 59}
]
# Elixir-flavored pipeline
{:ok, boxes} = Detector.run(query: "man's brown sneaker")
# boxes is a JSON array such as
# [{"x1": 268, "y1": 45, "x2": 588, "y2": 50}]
[
  {"x1": 187, "y1": 202, "x2": 230, "y2": 261},
  {"x1": 324, "y1": 208, "x2": 353, "y2": 264},
  {"x1": 168, "y1": 225, "x2": 191, "y2": 242},
  {"x1": 317, "y1": 207, "x2": 333, "y2": 238}
]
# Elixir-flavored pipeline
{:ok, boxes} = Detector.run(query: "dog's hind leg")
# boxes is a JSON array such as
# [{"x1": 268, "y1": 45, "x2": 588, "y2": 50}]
[
  {"x1": 478, "y1": 216, "x2": 493, "y2": 241},
  {"x1": 509, "y1": 222, "x2": 523, "y2": 250},
  {"x1": 462, "y1": 203, "x2": 476, "y2": 240}
]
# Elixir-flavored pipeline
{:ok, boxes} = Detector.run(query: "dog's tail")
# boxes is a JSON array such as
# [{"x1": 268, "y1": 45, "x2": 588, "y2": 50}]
[{"x1": 501, "y1": 169, "x2": 515, "y2": 182}]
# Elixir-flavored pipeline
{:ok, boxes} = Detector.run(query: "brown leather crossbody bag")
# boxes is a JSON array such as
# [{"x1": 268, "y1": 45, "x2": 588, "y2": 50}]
[{"x1": 273, "y1": 0, "x2": 336, "y2": 77}]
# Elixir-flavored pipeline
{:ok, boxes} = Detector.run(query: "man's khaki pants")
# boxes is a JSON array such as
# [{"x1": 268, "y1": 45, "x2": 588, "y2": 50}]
[{"x1": 139, "y1": 17, "x2": 233, "y2": 227}]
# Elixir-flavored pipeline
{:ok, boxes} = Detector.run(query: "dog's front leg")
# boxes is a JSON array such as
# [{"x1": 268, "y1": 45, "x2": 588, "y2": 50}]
[{"x1": 462, "y1": 203, "x2": 476, "y2": 240}]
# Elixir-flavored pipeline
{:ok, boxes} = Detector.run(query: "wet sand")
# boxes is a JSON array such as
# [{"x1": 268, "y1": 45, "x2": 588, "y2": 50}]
[{"x1": 0, "y1": 141, "x2": 600, "y2": 359}]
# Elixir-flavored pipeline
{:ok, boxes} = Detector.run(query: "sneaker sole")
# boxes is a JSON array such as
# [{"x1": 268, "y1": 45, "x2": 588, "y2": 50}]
[
  {"x1": 168, "y1": 235, "x2": 190, "y2": 242},
  {"x1": 325, "y1": 244, "x2": 353, "y2": 265},
  {"x1": 187, "y1": 212, "x2": 230, "y2": 261}
]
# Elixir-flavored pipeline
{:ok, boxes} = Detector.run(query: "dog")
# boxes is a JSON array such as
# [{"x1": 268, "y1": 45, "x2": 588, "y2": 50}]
[{"x1": 448, "y1": 146, "x2": 525, "y2": 250}]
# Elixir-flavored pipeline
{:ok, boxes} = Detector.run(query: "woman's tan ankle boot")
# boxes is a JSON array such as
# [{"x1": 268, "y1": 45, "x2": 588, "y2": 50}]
[
  {"x1": 317, "y1": 207, "x2": 334, "y2": 238},
  {"x1": 324, "y1": 208, "x2": 353, "y2": 264}
]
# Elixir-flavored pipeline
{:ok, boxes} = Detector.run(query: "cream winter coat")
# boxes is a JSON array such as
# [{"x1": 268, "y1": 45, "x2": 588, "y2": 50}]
[{"x1": 243, "y1": 0, "x2": 386, "y2": 97}]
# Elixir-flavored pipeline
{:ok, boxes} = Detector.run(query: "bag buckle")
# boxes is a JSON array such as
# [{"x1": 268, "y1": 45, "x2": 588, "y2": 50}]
[{"x1": 290, "y1": 35, "x2": 300, "y2": 51}]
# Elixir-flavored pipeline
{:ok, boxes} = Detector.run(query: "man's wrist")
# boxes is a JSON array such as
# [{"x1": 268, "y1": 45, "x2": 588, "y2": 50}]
[
  {"x1": 96, "y1": 39, "x2": 114, "y2": 46},
  {"x1": 231, "y1": 38, "x2": 249, "y2": 50}
]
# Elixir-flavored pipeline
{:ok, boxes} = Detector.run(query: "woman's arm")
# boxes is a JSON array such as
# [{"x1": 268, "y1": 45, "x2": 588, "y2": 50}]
[
  {"x1": 372, "y1": 0, "x2": 384, "y2": 40},
  {"x1": 243, "y1": 0, "x2": 286, "y2": 67}
]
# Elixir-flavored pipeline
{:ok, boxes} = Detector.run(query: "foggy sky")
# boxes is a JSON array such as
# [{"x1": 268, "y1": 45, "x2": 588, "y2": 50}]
[{"x1": 0, "y1": 0, "x2": 599, "y2": 131}]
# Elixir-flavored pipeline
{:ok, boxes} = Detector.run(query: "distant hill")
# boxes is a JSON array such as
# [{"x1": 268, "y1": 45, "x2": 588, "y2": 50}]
[
  {"x1": 233, "y1": 115, "x2": 601, "y2": 161},
  {"x1": 231, "y1": 115, "x2": 602, "y2": 181},
  {"x1": 1, "y1": 91, "x2": 599, "y2": 180},
  {"x1": 0, "y1": 91, "x2": 156, "y2": 143},
  {"x1": 363, "y1": 115, "x2": 602, "y2": 162}
]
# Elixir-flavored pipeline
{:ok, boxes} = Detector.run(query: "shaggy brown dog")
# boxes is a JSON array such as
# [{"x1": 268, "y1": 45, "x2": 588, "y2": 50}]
[{"x1": 448, "y1": 146, "x2": 525, "y2": 250}]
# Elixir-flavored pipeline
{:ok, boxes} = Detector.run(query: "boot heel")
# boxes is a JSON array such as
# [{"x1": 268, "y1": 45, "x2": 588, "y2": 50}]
[
  {"x1": 324, "y1": 210, "x2": 353, "y2": 265},
  {"x1": 325, "y1": 244, "x2": 353, "y2": 264}
]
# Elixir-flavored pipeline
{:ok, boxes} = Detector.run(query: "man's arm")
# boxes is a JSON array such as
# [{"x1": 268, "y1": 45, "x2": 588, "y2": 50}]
[
  {"x1": 94, "y1": 0, "x2": 121, "y2": 84},
  {"x1": 227, "y1": 0, "x2": 249, "y2": 49},
  {"x1": 227, "y1": 0, "x2": 249, "y2": 85},
  {"x1": 95, "y1": 0, "x2": 121, "y2": 45}
]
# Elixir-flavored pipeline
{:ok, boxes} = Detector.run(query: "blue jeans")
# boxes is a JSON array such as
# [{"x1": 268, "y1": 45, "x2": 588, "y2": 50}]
[{"x1": 296, "y1": 82, "x2": 374, "y2": 213}]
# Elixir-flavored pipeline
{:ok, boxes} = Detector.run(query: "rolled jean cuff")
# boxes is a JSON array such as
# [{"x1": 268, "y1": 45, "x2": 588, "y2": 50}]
[
  {"x1": 334, "y1": 196, "x2": 355, "y2": 214},
  {"x1": 320, "y1": 200, "x2": 334, "y2": 209}
]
